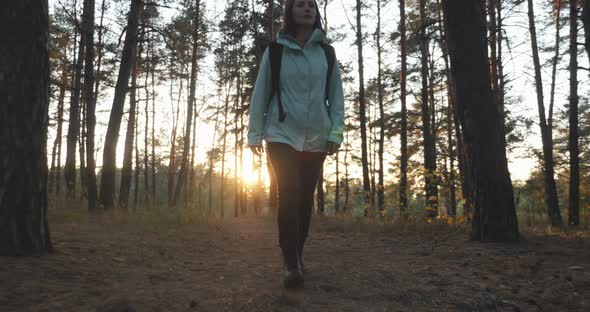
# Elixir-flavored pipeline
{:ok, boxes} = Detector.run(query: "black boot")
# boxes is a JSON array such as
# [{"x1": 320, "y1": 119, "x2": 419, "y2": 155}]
[
  {"x1": 283, "y1": 250, "x2": 304, "y2": 289},
  {"x1": 298, "y1": 250, "x2": 305, "y2": 274}
]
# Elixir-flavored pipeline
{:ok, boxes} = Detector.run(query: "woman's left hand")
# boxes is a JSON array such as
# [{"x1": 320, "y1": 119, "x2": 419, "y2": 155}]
[{"x1": 327, "y1": 141, "x2": 340, "y2": 155}]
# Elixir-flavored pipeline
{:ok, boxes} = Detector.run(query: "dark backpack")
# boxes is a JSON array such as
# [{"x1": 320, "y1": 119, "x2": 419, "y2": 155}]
[{"x1": 268, "y1": 41, "x2": 336, "y2": 122}]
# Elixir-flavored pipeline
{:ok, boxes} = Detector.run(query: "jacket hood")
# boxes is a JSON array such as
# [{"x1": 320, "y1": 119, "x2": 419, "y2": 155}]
[{"x1": 276, "y1": 28, "x2": 326, "y2": 50}]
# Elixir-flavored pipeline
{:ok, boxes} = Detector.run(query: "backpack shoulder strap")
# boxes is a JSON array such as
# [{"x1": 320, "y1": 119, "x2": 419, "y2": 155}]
[
  {"x1": 268, "y1": 41, "x2": 286, "y2": 122},
  {"x1": 320, "y1": 43, "x2": 336, "y2": 100}
]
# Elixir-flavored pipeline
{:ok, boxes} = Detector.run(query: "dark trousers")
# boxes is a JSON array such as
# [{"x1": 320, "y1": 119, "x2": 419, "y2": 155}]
[{"x1": 267, "y1": 142, "x2": 326, "y2": 264}]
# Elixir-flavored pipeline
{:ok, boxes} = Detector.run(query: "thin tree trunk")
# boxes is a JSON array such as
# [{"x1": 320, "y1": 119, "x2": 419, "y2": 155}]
[
  {"x1": 488, "y1": 0, "x2": 500, "y2": 113},
  {"x1": 221, "y1": 85, "x2": 232, "y2": 218},
  {"x1": 437, "y1": 0, "x2": 456, "y2": 217},
  {"x1": 355, "y1": 0, "x2": 371, "y2": 216},
  {"x1": 496, "y1": 0, "x2": 505, "y2": 125},
  {"x1": 317, "y1": 169, "x2": 325, "y2": 215},
  {"x1": 50, "y1": 68, "x2": 68, "y2": 194},
  {"x1": 133, "y1": 95, "x2": 140, "y2": 210},
  {"x1": 419, "y1": 0, "x2": 437, "y2": 218},
  {"x1": 568, "y1": 0, "x2": 580, "y2": 226},
  {"x1": 144, "y1": 64, "x2": 150, "y2": 207},
  {"x1": 119, "y1": 42, "x2": 140, "y2": 209},
  {"x1": 442, "y1": 0, "x2": 519, "y2": 242},
  {"x1": 150, "y1": 38, "x2": 157, "y2": 204},
  {"x1": 173, "y1": 0, "x2": 200, "y2": 206},
  {"x1": 65, "y1": 10, "x2": 85, "y2": 198},
  {"x1": 79, "y1": 94, "x2": 86, "y2": 197},
  {"x1": 0, "y1": 0, "x2": 52, "y2": 255},
  {"x1": 399, "y1": 0, "x2": 408, "y2": 215},
  {"x1": 526, "y1": 0, "x2": 562, "y2": 225},
  {"x1": 549, "y1": 0, "x2": 562, "y2": 131},
  {"x1": 376, "y1": 0, "x2": 385, "y2": 214},
  {"x1": 582, "y1": 0, "x2": 590, "y2": 67},
  {"x1": 187, "y1": 92, "x2": 198, "y2": 206},
  {"x1": 99, "y1": 0, "x2": 143, "y2": 208},
  {"x1": 168, "y1": 73, "x2": 182, "y2": 206},
  {"x1": 344, "y1": 127, "x2": 350, "y2": 212},
  {"x1": 335, "y1": 151, "x2": 340, "y2": 214},
  {"x1": 82, "y1": 0, "x2": 97, "y2": 209}
]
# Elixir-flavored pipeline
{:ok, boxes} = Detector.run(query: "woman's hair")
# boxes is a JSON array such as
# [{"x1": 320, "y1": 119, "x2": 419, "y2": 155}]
[{"x1": 280, "y1": 0, "x2": 324, "y2": 36}]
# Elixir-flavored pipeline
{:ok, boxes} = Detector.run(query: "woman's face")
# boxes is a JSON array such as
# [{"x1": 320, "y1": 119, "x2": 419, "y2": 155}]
[{"x1": 292, "y1": 0, "x2": 317, "y2": 28}]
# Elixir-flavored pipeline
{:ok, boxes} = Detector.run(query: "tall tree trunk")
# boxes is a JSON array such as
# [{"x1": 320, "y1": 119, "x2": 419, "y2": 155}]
[
  {"x1": 188, "y1": 90, "x2": 198, "y2": 206},
  {"x1": 79, "y1": 95, "x2": 87, "y2": 197},
  {"x1": 355, "y1": 0, "x2": 371, "y2": 215},
  {"x1": 50, "y1": 68, "x2": 68, "y2": 194},
  {"x1": 317, "y1": 169, "x2": 325, "y2": 215},
  {"x1": 376, "y1": 0, "x2": 385, "y2": 214},
  {"x1": 582, "y1": 0, "x2": 590, "y2": 66},
  {"x1": 568, "y1": 0, "x2": 580, "y2": 226},
  {"x1": 99, "y1": 0, "x2": 143, "y2": 208},
  {"x1": 0, "y1": 0, "x2": 52, "y2": 255},
  {"x1": 81, "y1": 0, "x2": 97, "y2": 209},
  {"x1": 335, "y1": 151, "x2": 340, "y2": 214},
  {"x1": 442, "y1": 0, "x2": 519, "y2": 242},
  {"x1": 240, "y1": 89, "x2": 247, "y2": 216},
  {"x1": 133, "y1": 96, "x2": 140, "y2": 210},
  {"x1": 119, "y1": 43, "x2": 140, "y2": 209},
  {"x1": 173, "y1": 0, "x2": 200, "y2": 206},
  {"x1": 344, "y1": 128, "x2": 350, "y2": 211},
  {"x1": 496, "y1": 0, "x2": 505, "y2": 124},
  {"x1": 208, "y1": 107, "x2": 221, "y2": 216},
  {"x1": 549, "y1": 1, "x2": 562, "y2": 133},
  {"x1": 488, "y1": 0, "x2": 500, "y2": 113},
  {"x1": 168, "y1": 75, "x2": 182, "y2": 206},
  {"x1": 399, "y1": 0, "x2": 408, "y2": 215},
  {"x1": 527, "y1": 0, "x2": 562, "y2": 226},
  {"x1": 268, "y1": 0, "x2": 274, "y2": 40},
  {"x1": 143, "y1": 67, "x2": 150, "y2": 207},
  {"x1": 221, "y1": 89, "x2": 231, "y2": 218},
  {"x1": 419, "y1": 0, "x2": 438, "y2": 218},
  {"x1": 65, "y1": 11, "x2": 85, "y2": 198},
  {"x1": 150, "y1": 39, "x2": 157, "y2": 204},
  {"x1": 437, "y1": 0, "x2": 456, "y2": 217}
]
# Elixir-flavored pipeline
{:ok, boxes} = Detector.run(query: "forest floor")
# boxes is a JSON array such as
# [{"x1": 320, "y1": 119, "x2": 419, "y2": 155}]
[{"x1": 2, "y1": 205, "x2": 590, "y2": 312}]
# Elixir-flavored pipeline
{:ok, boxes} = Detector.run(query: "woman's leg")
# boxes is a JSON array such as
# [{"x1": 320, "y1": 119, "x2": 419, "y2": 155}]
[
  {"x1": 298, "y1": 151, "x2": 327, "y2": 258},
  {"x1": 266, "y1": 143, "x2": 302, "y2": 270}
]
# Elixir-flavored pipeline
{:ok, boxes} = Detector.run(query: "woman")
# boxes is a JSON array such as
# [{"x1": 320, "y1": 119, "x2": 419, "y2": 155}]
[{"x1": 247, "y1": 0, "x2": 345, "y2": 289}]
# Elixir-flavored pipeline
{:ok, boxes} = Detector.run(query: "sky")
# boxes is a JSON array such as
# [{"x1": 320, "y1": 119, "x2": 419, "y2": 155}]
[{"x1": 46, "y1": 0, "x2": 588, "y2": 186}]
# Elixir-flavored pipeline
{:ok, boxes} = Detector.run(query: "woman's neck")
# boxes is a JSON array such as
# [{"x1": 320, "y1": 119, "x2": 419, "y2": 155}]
[{"x1": 294, "y1": 25, "x2": 314, "y2": 48}]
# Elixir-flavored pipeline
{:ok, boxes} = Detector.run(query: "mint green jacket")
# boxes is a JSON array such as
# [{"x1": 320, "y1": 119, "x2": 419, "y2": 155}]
[{"x1": 247, "y1": 29, "x2": 345, "y2": 152}]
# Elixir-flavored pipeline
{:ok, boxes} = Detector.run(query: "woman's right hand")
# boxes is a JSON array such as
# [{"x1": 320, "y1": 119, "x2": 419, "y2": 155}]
[{"x1": 250, "y1": 145, "x2": 263, "y2": 157}]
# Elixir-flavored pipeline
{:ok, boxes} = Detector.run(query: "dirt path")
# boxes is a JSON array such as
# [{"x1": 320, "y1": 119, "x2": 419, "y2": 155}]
[{"x1": 1, "y1": 215, "x2": 589, "y2": 311}]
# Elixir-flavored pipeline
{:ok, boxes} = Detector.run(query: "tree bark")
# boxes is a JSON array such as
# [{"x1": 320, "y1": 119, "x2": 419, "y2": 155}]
[
  {"x1": 442, "y1": 0, "x2": 519, "y2": 242},
  {"x1": 581, "y1": 0, "x2": 590, "y2": 67},
  {"x1": 568, "y1": 0, "x2": 580, "y2": 226},
  {"x1": 0, "y1": 0, "x2": 52, "y2": 255},
  {"x1": 65, "y1": 8, "x2": 85, "y2": 198},
  {"x1": 399, "y1": 0, "x2": 409, "y2": 215},
  {"x1": 317, "y1": 168, "x2": 325, "y2": 215},
  {"x1": 168, "y1": 75, "x2": 182, "y2": 206},
  {"x1": 49, "y1": 68, "x2": 67, "y2": 194},
  {"x1": 173, "y1": 0, "x2": 200, "y2": 206},
  {"x1": 419, "y1": 0, "x2": 438, "y2": 218},
  {"x1": 99, "y1": 0, "x2": 143, "y2": 208},
  {"x1": 81, "y1": 0, "x2": 97, "y2": 209},
  {"x1": 437, "y1": 0, "x2": 456, "y2": 216},
  {"x1": 355, "y1": 0, "x2": 371, "y2": 215},
  {"x1": 526, "y1": 0, "x2": 562, "y2": 225},
  {"x1": 376, "y1": 0, "x2": 385, "y2": 214},
  {"x1": 119, "y1": 42, "x2": 140, "y2": 209}
]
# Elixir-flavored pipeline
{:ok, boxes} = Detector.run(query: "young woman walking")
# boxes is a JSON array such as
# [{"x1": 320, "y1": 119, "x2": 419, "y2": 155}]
[{"x1": 247, "y1": 0, "x2": 345, "y2": 289}]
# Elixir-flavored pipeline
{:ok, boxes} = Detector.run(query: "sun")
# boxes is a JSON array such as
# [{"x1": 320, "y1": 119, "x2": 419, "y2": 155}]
[{"x1": 241, "y1": 150, "x2": 271, "y2": 187}]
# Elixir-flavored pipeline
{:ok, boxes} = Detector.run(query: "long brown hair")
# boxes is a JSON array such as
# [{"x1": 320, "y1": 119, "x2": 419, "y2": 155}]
[{"x1": 280, "y1": 0, "x2": 324, "y2": 36}]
